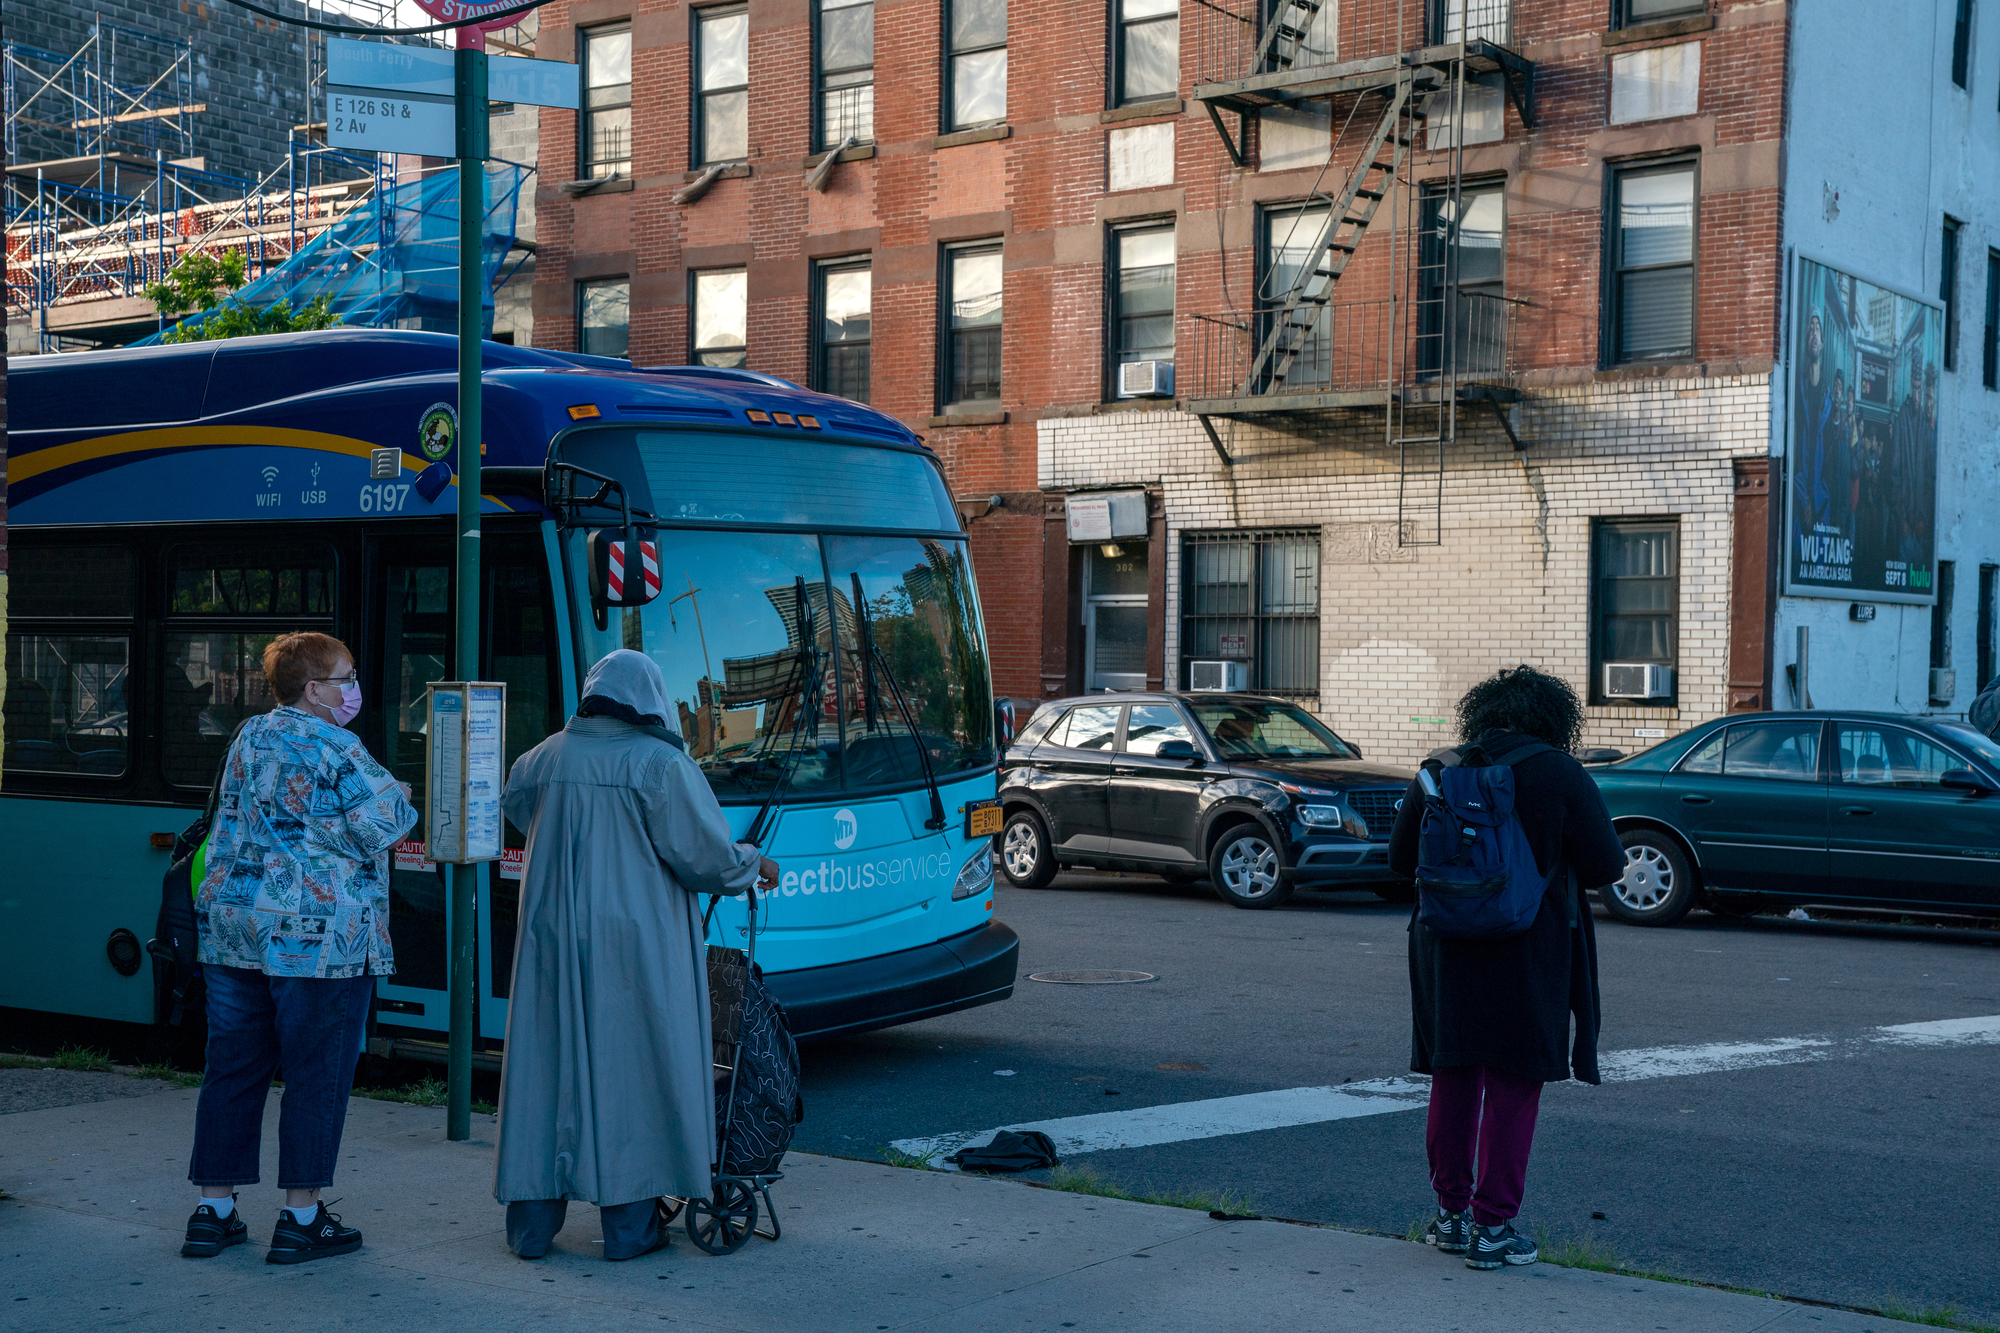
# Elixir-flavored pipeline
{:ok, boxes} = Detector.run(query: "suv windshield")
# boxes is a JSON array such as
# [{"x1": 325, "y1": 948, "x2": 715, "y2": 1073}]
[{"x1": 1190, "y1": 700, "x2": 1358, "y2": 760}]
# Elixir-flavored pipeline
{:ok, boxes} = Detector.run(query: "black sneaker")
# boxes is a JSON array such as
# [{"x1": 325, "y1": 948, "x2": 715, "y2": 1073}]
[
  {"x1": 1424, "y1": 1207, "x2": 1473, "y2": 1255},
  {"x1": 266, "y1": 1203, "x2": 362, "y2": 1264},
  {"x1": 181, "y1": 1198, "x2": 248, "y2": 1258},
  {"x1": 1465, "y1": 1221, "x2": 1538, "y2": 1270}
]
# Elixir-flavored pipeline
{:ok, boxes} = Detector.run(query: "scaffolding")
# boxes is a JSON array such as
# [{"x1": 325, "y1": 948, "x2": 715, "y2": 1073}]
[
  {"x1": 1185, "y1": 0, "x2": 1535, "y2": 544},
  {"x1": 1, "y1": 3, "x2": 433, "y2": 352}
]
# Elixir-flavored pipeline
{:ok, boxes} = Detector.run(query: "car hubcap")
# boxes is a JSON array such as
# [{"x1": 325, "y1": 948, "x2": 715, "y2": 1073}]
[
  {"x1": 1220, "y1": 837, "x2": 1279, "y2": 899},
  {"x1": 1003, "y1": 823, "x2": 1039, "y2": 879},
  {"x1": 1617, "y1": 844, "x2": 1674, "y2": 911}
]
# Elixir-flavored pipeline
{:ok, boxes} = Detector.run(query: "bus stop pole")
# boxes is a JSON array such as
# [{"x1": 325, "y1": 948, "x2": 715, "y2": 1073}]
[{"x1": 448, "y1": 47, "x2": 489, "y2": 1145}]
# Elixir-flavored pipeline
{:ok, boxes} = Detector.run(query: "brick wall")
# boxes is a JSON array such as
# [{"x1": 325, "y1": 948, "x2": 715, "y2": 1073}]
[
  {"x1": 530, "y1": 0, "x2": 1787, "y2": 702},
  {"x1": 8, "y1": 2, "x2": 335, "y2": 186},
  {"x1": 1041, "y1": 373, "x2": 1773, "y2": 767}
]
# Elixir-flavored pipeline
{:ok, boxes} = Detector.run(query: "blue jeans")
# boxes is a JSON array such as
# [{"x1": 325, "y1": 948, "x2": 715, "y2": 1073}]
[{"x1": 188, "y1": 965, "x2": 373, "y2": 1191}]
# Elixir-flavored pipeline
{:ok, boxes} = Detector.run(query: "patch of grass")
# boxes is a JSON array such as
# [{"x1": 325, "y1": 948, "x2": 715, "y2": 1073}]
[
  {"x1": 1404, "y1": 1216, "x2": 1431, "y2": 1243},
  {"x1": 0, "y1": 1054, "x2": 47, "y2": 1070},
  {"x1": 877, "y1": 1144, "x2": 939, "y2": 1170},
  {"x1": 1877, "y1": 1298, "x2": 1999, "y2": 1332},
  {"x1": 1537, "y1": 1231, "x2": 1624, "y2": 1273},
  {"x1": 132, "y1": 1063, "x2": 204, "y2": 1089},
  {"x1": 353, "y1": 1077, "x2": 495, "y2": 1116},
  {"x1": 49, "y1": 1045, "x2": 113, "y2": 1072},
  {"x1": 1040, "y1": 1164, "x2": 1257, "y2": 1217}
]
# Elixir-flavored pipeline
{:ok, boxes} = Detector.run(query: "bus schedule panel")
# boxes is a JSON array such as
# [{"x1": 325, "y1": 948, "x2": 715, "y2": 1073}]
[{"x1": 426, "y1": 682, "x2": 507, "y2": 864}]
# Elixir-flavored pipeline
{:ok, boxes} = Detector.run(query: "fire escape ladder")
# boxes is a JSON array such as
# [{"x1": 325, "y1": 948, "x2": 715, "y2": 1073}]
[{"x1": 1240, "y1": 74, "x2": 1417, "y2": 397}]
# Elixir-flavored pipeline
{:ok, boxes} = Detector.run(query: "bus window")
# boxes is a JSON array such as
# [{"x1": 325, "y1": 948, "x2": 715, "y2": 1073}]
[
  {"x1": 3, "y1": 544, "x2": 135, "y2": 779},
  {"x1": 826, "y1": 535, "x2": 993, "y2": 786},
  {"x1": 161, "y1": 541, "x2": 335, "y2": 788},
  {"x1": 378, "y1": 553, "x2": 451, "y2": 994}
]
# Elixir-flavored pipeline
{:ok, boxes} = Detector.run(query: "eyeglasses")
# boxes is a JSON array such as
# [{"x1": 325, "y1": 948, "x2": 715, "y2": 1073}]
[{"x1": 312, "y1": 674, "x2": 361, "y2": 687}]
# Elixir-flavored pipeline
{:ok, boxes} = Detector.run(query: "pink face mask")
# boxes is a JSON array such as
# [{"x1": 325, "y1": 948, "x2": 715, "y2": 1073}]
[{"x1": 318, "y1": 679, "x2": 363, "y2": 726}]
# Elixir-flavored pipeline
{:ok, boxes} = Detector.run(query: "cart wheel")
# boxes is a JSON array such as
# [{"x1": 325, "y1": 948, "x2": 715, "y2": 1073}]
[
  {"x1": 754, "y1": 1186, "x2": 781, "y2": 1241},
  {"x1": 685, "y1": 1179, "x2": 757, "y2": 1255},
  {"x1": 658, "y1": 1196, "x2": 686, "y2": 1225}
]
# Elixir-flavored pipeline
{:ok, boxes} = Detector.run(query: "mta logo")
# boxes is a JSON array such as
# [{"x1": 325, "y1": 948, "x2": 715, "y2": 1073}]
[{"x1": 833, "y1": 808, "x2": 858, "y2": 850}]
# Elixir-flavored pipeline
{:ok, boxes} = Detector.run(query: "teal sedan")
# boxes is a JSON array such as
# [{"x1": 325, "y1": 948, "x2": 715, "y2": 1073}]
[{"x1": 1585, "y1": 711, "x2": 2000, "y2": 926}]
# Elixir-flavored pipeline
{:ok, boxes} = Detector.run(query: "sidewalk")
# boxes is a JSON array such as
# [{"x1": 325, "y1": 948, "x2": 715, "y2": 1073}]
[{"x1": 0, "y1": 1071, "x2": 1901, "y2": 1332}]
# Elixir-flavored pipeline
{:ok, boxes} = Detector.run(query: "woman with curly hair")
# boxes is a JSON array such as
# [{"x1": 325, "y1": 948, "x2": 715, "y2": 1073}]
[{"x1": 1387, "y1": 665, "x2": 1624, "y2": 1272}]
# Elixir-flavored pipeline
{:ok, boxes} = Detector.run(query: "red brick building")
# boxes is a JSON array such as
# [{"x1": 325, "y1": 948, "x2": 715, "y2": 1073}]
[{"x1": 527, "y1": 0, "x2": 1982, "y2": 759}]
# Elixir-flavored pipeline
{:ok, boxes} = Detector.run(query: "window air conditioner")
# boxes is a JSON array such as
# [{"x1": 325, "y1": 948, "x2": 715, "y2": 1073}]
[
  {"x1": 1189, "y1": 660, "x2": 1249, "y2": 692},
  {"x1": 1118, "y1": 360, "x2": 1175, "y2": 398},
  {"x1": 1602, "y1": 663, "x2": 1674, "y2": 700}
]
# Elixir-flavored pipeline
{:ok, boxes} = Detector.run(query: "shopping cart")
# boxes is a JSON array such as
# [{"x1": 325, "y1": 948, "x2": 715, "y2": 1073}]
[{"x1": 661, "y1": 884, "x2": 802, "y2": 1255}]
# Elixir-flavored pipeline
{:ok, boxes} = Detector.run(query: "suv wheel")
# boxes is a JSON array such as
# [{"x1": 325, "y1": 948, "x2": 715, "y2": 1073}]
[
  {"x1": 1209, "y1": 823, "x2": 1293, "y2": 909},
  {"x1": 1000, "y1": 810, "x2": 1058, "y2": 890},
  {"x1": 1602, "y1": 829, "x2": 1696, "y2": 926}
]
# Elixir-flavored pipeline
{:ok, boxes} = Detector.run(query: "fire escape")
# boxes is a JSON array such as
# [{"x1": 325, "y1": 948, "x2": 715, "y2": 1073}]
[{"x1": 1186, "y1": 0, "x2": 1533, "y2": 544}]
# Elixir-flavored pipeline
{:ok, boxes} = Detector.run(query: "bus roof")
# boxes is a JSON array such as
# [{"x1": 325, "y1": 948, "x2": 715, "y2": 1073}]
[{"x1": 7, "y1": 329, "x2": 928, "y2": 527}]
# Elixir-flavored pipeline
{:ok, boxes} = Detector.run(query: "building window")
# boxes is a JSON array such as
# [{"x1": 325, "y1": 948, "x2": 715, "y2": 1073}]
[
  {"x1": 692, "y1": 268, "x2": 748, "y2": 368},
  {"x1": 695, "y1": 5, "x2": 750, "y2": 166},
  {"x1": 1606, "y1": 161, "x2": 1695, "y2": 364},
  {"x1": 1114, "y1": 0, "x2": 1179, "y2": 106},
  {"x1": 1420, "y1": 181, "x2": 1505, "y2": 376},
  {"x1": 1943, "y1": 215, "x2": 1963, "y2": 372},
  {"x1": 1591, "y1": 519, "x2": 1680, "y2": 703},
  {"x1": 578, "y1": 278, "x2": 630, "y2": 359},
  {"x1": 1179, "y1": 528, "x2": 1321, "y2": 698},
  {"x1": 817, "y1": 0, "x2": 875, "y2": 148},
  {"x1": 1433, "y1": 0, "x2": 1509, "y2": 43},
  {"x1": 1613, "y1": 0, "x2": 1706, "y2": 28},
  {"x1": 943, "y1": 243, "x2": 1002, "y2": 405},
  {"x1": 1258, "y1": 202, "x2": 1333, "y2": 389},
  {"x1": 813, "y1": 258, "x2": 871, "y2": 401},
  {"x1": 1986, "y1": 249, "x2": 2000, "y2": 389},
  {"x1": 946, "y1": 0, "x2": 1007, "y2": 130},
  {"x1": 1954, "y1": 0, "x2": 1974, "y2": 88},
  {"x1": 1931, "y1": 559, "x2": 1958, "y2": 703},
  {"x1": 1110, "y1": 223, "x2": 1176, "y2": 389},
  {"x1": 580, "y1": 23, "x2": 631, "y2": 179},
  {"x1": 1978, "y1": 563, "x2": 1997, "y2": 691}
]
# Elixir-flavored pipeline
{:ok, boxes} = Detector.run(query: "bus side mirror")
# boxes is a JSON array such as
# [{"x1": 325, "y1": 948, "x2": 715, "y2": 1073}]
[
  {"x1": 995, "y1": 699, "x2": 1017, "y2": 748},
  {"x1": 588, "y1": 527, "x2": 662, "y2": 609}
]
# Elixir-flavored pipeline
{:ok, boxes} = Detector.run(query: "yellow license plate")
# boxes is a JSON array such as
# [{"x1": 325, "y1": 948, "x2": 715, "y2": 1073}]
[{"x1": 965, "y1": 802, "x2": 1003, "y2": 838}]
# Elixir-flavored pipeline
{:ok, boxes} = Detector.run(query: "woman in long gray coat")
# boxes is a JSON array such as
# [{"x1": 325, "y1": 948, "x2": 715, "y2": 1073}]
[{"x1": 495, "y1": 650, "x2": 777, "y2": 1260}]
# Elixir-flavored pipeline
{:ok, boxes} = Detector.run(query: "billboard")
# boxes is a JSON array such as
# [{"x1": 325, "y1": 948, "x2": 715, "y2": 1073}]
[{"x1": 1785, "y1": 255, "x2": 1942, "y2": 603}]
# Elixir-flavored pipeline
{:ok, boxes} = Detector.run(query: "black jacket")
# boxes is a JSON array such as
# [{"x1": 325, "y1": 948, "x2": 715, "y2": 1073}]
[{"x1": 1388, "y1": 734, "x2": 1626, "y2": 1085}]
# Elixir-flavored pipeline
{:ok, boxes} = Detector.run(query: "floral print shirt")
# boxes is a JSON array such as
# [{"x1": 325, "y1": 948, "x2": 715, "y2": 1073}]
[{"x1": 197, "y1": 705, "x2": 419, "y2": 979}]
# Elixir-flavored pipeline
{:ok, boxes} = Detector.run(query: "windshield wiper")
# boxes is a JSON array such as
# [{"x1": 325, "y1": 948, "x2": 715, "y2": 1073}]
[{"x1": 851, "y1": 573, "x2": 947, "y2": 833}]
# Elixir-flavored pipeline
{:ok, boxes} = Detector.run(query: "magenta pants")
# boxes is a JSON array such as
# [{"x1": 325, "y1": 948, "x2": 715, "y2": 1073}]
[{"x1": 1426, "y1": 1065, "x2": 1544, "y2": 1226}]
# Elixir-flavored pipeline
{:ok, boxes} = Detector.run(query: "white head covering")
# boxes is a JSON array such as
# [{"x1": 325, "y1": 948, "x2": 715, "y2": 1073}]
[{"x1": 580, "y1": 649, "x2": 672, "y2": 723}]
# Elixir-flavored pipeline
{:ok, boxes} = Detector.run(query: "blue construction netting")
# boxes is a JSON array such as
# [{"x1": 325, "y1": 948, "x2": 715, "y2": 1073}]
[{"x1": 134, "y1": 160, "x2": 530, "y2": 345}]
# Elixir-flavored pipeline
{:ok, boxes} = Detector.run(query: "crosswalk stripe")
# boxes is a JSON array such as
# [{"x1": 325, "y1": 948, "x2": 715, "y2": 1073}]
[{"x1": 891, "y1": 1013, "x2": 2000, "y2": 1168}]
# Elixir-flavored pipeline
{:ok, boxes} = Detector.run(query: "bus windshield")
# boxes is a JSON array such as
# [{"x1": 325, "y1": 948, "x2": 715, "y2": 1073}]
[{"x1": 573, "y1": 529, "x2": 994, "y2": 800}]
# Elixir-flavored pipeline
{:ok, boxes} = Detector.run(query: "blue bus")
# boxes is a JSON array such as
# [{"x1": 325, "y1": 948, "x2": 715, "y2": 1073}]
[{"x1": 1, "y1": 328, "x2": 1017, "y2": 1055}]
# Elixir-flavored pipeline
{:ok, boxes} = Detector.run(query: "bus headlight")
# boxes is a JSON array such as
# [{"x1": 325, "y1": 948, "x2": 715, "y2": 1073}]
[{"x1": 952, "y1": 849, "x2": 995, "y2": 901}]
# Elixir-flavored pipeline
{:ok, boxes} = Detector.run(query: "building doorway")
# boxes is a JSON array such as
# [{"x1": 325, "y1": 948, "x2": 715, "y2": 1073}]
[{"x1": 1085, "y1": 540, "x2": 1150, "y2": 691}]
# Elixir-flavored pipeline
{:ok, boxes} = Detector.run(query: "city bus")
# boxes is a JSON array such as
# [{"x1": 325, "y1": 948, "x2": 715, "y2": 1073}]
[{"x1": 1, "y1": 328, "x2": 1017, "y2": 1056}]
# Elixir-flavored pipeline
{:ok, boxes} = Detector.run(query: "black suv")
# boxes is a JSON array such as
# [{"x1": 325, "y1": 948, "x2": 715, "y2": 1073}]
[{"x1": 996, "y1": 691, "x2": 1416, "y2": 908}]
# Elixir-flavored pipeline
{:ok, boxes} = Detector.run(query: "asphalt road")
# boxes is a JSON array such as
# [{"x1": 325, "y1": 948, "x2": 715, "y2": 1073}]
[{"x1": 792, "y1": 872, "x2": 2000, "y2": 1324}]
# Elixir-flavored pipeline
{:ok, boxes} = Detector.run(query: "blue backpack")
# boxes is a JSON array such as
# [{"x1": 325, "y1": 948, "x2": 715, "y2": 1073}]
[{"x1": 1413, "y1": 737, "x2": 1559, "y2": 940}]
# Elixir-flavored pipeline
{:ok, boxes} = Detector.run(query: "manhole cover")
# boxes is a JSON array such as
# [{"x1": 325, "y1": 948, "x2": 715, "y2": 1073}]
[{"x1": 1027, "y1": 970, "x2": 1157, "y2": 984}]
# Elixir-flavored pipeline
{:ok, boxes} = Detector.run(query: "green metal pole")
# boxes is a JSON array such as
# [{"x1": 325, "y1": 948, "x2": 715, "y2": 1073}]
[{"x1": 448, "y1": 45, "x2": 489, "y2": 1146}]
